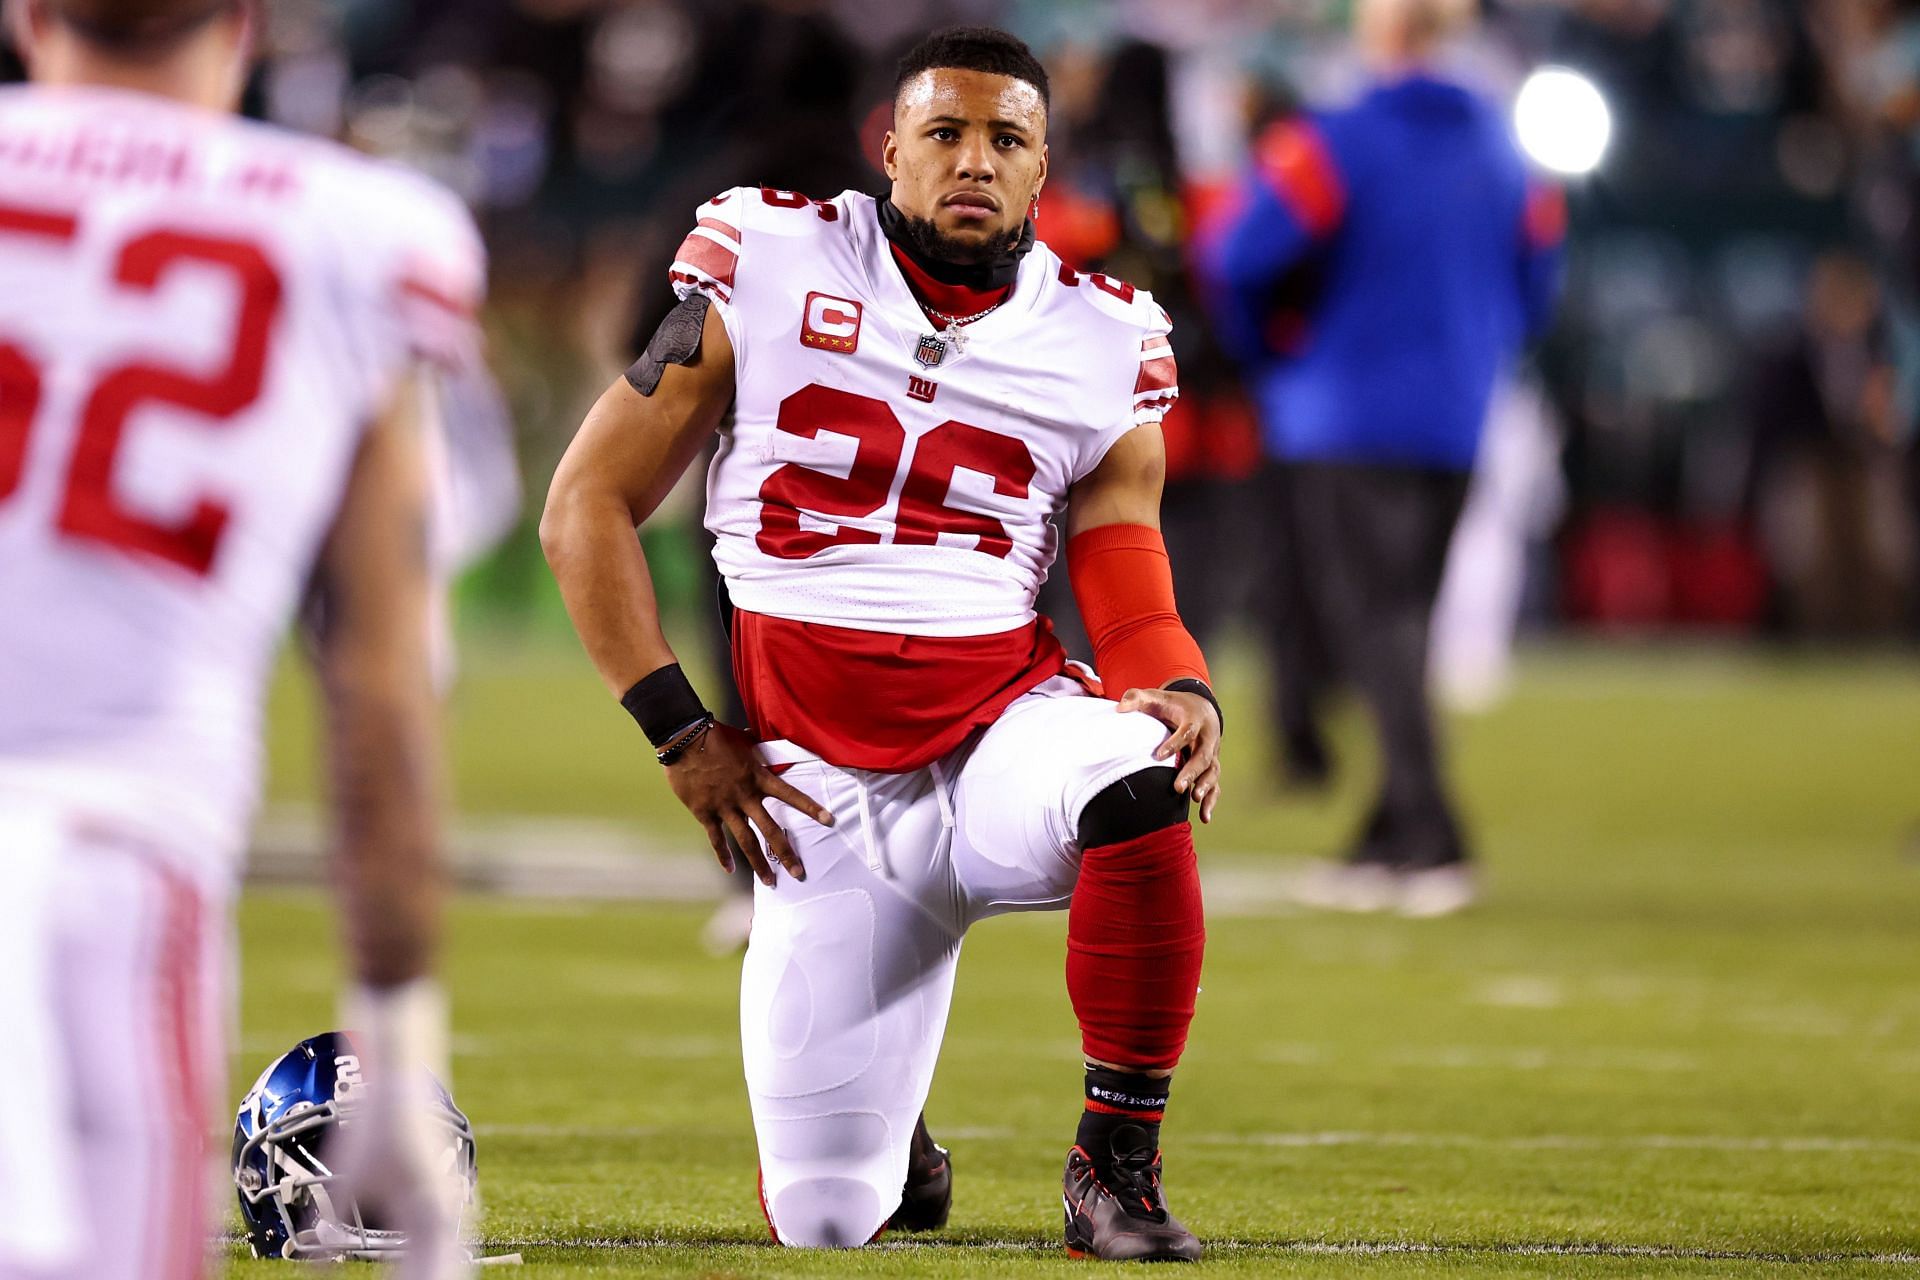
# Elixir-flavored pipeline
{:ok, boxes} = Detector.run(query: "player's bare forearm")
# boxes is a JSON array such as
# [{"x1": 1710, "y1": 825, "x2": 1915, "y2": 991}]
[
  {"x1": 312, "y1": 375, "x2": 445, "y2": 989},
  {"x1": 541, "y1": 306, "x2": 735, "y2": 696},
  {"x1": 321, "y1": 662, "x2": 442, "y2": 986},
  {"x1": 542, "y1": 310, "x2": 828, "y2": 880}
]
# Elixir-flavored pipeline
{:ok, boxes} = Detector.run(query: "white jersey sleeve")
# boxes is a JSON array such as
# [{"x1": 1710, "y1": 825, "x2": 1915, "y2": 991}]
[
  {"x1": 1057, "y1": 273, "x2": 1180, "y2": 482},
  {"x1": 1135, "y1": 305, "x2": 1179, "y2": 425},
  {"x1": 385, "y1": 183, "x2": 486, "y2": 374},
  {"x1": 316, "y1": 158, "x2": 512, "y2": 600},
  {"x1": 668, "y1": 189, "x2": 746, "y2": 306},
  {"x1": 339, "y1": 167, "x2": 513, "y2": 576},
  {"x1": 318, "y1": 160, "x2": 488, "y2": 415},
  {"x1": 668, "y1": 185, "x2": 852, "y2": 383}
]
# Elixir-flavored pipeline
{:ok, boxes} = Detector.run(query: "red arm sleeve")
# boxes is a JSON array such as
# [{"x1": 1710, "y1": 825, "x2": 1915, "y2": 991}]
[{"x1": 1066, "y1": 523, "x2": 1210, "y2": 696}]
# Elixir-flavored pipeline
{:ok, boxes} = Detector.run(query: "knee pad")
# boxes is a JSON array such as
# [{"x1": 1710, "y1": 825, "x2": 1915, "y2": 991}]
[
  {"x1": 765, "y1": 1174, "x2": 888, "y2": 1248},
  {"x1": 1078, "y1": 766, "x2": 1187, "y2": 849}
]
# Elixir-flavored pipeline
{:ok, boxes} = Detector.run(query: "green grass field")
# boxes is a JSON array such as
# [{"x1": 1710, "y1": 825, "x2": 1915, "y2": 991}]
[{"x1": 228, "y1": 640, "x2": 1920, "y2": 1276}]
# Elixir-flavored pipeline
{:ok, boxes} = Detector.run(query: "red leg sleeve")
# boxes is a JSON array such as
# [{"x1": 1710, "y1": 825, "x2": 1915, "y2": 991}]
[{"x1": 1067, "y1": 825, "x2": 1206, "y2": 1071}]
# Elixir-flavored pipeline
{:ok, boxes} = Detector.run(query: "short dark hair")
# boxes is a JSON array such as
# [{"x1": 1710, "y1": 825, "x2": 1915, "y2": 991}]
[
  {"x1": 49, "y1": 0, "x2": 235, "y2": 52},
  {"x1": 894, "y1": 26, "x2": 1050, "y2": 112}
]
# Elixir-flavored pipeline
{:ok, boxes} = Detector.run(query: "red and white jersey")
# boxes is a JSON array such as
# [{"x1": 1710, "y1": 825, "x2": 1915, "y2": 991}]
[
  {"x1": 669, "y1": 188, "x2": 1176, "y2": 769},
  {"x1": 0, "y1": 86, "x2": 484, "y2": 888},
  {"x1": 677, "y1": 186, "x2": 1177, "y2": 636}
]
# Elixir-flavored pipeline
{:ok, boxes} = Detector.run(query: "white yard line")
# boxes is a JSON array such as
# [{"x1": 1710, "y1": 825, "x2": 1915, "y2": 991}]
[
  {"x1": 248, "y1": 805, "x2": 716, "y2": 901},
  {"x1": 475, "y1": 1233, "x2": 1920, "y2": 1265},
  {"x1": 218, "y1": 1224, "x2": 1920, "y2": 1266},
  {"x1": 247, "y1": 804, "x2": 1309, "y2": 910}
]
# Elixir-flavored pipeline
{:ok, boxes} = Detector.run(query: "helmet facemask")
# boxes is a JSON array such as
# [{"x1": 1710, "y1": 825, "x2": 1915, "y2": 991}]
[{"x1": 232, "y1": 1034, "x2": 477, "y2": 1262}]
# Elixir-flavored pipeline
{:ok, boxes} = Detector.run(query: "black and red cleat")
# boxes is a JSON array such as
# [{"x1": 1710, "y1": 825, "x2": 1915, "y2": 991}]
[
  {"x1": 1061, "y1": 1125, "x2": 1201, "y2": 1262},
  {"x1": 887, "y1": 1113, "x2": 953, "y2": 1232}
]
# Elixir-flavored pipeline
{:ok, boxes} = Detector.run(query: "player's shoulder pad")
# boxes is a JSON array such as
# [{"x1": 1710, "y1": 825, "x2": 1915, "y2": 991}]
[
  {"x1": 701, "y1": 184, "x2": 853, "y2": 243},
  {"x1": 1047, "y1": 251, "x2": 1169, "y2": 336},
  {"x1": 291, "y1": 135, "x2": 475, "y2": 243},
  {"x1": 673, "y1": 186, "x2": 852, "y2": 305},
  {"x1": 291, "y1": 145, "x2": 487, "y2": 364},
  {"x1": 304, "y1": 144, "x2": 485, "y2": 291}
]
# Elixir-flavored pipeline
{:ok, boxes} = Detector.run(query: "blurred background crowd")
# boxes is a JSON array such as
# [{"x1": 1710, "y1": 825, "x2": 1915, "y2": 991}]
[{"x1": 8, "y1": 0, "x2": 1920, "y2": 663}]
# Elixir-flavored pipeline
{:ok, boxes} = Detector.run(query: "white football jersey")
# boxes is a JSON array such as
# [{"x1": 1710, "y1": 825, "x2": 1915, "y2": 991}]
[
  {"x1": 0, "y1": 86, "x2": 484, "y2": 888},
  {"x1": 670, "y1": 187, "x2": 1178, "y2": 638}
]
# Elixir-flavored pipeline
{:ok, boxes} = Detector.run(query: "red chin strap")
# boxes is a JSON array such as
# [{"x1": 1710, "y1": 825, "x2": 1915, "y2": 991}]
[{"x1": 1065, "y1": 523, "x2": 1209, "y2": 697}]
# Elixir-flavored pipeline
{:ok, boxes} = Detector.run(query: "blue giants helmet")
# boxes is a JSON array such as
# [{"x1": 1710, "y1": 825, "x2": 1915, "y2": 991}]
[{"x1": 232, "y1": 1031, "x2": 477, "y2": 1261}]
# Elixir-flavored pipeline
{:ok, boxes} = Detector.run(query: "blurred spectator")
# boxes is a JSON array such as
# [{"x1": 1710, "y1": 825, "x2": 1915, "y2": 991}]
[
  {"x1": 1431, "y1": 377, "x2": 1567, "y2": 711},
  {"x1": 1814, "y1": 0, "x2": 1920, "y2": 635},
  {"x1": 1203, "y1": 0, "x2": 1563, "y2": 916},
  {"x1": 1749, "y1": 250, "x2": 1911, "y2": 635},
  {"x1": 1033, "y1": 38, "x2": 1263, "y2": 657}
]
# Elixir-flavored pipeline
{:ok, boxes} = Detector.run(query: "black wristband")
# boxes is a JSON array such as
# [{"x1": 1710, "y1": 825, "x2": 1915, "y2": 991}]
[
  {"x1": 620, "y1": 664, "x2": 711, "y2": 746},
  {"x1": 1164, "y1": 678, "x2": 1223, "y2": 734}
]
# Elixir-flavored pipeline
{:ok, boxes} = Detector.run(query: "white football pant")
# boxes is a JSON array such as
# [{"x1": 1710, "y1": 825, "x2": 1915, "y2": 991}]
[
  {"x1": 0, "y1": 802, "x2": 226, "y2": 1280},
  {"x1": 744, "y1": 676, "x2": 1169, "y2": 1247}
]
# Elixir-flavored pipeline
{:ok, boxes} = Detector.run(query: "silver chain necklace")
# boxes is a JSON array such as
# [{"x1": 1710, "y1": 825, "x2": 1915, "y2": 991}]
[
  {"x1": 918, "y1": 300, "x2": 1001, "y2": 362},
  {"x1": 923, "y1": 299, "x2": 1003, "y2": 328}
]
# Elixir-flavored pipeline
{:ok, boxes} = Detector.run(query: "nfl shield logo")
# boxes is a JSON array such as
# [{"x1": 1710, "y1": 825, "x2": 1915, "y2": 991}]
[{"x1": 914, "y1": 333, "x2": 948, "y2": 369}]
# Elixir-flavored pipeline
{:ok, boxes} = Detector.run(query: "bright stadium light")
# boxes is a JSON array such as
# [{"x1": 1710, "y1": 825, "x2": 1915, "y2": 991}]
[{"x1": 1514, "y1": 67, "x2": 1612, "y2": 177}]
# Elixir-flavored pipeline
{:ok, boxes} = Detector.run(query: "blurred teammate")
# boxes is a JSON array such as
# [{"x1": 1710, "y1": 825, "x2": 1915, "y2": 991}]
[
  {"x1": 1205, "y1": 0, "x2": 1563, "y2": 914},
  {"x1": 0, "y1": 1, "x2": 482, "y2": 1275},
  {"x1": 545, "y1": 27, "x2": 1218, "y2": 1261}
]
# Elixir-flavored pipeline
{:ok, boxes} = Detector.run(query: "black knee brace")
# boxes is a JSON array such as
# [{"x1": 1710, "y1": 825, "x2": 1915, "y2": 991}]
[{"x1": 1078, "y1": 766, "x2": 1188, "y2": 848}]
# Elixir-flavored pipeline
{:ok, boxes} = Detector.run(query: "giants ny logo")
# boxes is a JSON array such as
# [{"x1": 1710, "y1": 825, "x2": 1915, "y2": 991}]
[
  {"x1": 800, "y1": 292, "x2": 862, "y2": 353},
  {"x1": 907, "y1": 375, "x2": 937, "y2": 403}
]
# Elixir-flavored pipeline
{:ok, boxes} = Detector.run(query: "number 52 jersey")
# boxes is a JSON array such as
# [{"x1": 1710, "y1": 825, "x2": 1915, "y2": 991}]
[
  {"x1": 671, "y1": 188, "x2": 1178, "y2": 769},
  {"x1": 0, "y1": 86, "x2": 484, "y2": 886}
]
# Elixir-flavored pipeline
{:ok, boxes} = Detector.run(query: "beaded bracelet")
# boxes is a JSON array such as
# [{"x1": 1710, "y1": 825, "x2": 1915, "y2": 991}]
[{"x1": 654, "y1": 715, "x2": 715, "y2": 766}]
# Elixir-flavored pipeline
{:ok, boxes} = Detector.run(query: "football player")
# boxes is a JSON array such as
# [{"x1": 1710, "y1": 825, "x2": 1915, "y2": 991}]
[
  {"x1": 0, "y1": 2, "x2": 481, "y2": 1276},
  {"x1": 544, "y1": 27, "x2": 1219, "y2": 1260}
]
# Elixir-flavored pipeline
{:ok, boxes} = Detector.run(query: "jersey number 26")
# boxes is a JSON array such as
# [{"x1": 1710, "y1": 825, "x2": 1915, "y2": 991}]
[{"x1": 758, "y1": 383, "x2": 1037, "y2": 560}]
